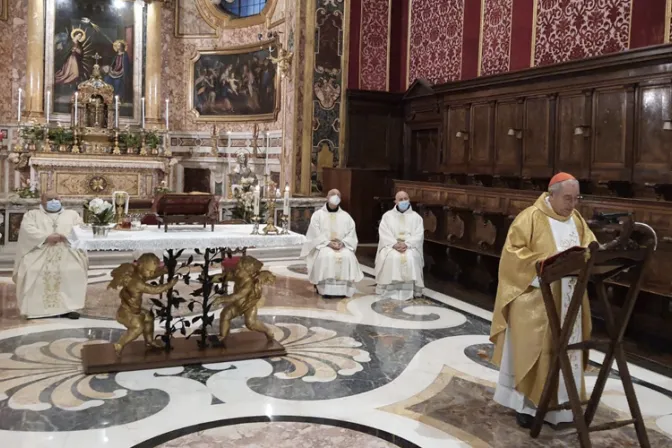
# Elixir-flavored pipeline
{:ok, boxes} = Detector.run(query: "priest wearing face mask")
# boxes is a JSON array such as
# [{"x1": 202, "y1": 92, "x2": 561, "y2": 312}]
[
  {"x1": 375, "y1": 191, "x2": 424, "y2": 300},
  {"x1": 12, "y1": 192, "x2": 88, "y2": 319},
  {"x1": 490, "y1": 172, "x2": 596, "y2": 429},
  {"x1": 300, "y1": 189, "x2": 363, "y2": 298}
]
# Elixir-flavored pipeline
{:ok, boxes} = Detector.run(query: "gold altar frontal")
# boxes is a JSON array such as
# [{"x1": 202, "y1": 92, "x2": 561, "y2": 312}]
[{"x1": 30, "y1": 153, "x2": 169, "y2": 198}]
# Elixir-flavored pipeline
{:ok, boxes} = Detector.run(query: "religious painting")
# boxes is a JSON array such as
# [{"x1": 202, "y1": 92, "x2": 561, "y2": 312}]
[
  {"x1": 188, "y1": 39, "x2": 281, "y2": 122},
  {"x1": 45, "y1": 0, "x2": 143, "y2": 122}
]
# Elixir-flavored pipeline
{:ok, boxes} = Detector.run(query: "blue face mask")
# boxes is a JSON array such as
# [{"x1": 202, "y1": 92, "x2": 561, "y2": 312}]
[
  {"x1": 45, "y1": 199, "x2": 62, "y2": 213},
  {"x1": 397, "y1": 200, "x2": 410, "y2": 212}
]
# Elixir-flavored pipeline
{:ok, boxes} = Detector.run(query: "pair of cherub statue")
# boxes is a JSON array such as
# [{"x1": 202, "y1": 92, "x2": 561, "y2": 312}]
[{"x1": 108, "y1": 253, "x2": 276, "y2": 356}]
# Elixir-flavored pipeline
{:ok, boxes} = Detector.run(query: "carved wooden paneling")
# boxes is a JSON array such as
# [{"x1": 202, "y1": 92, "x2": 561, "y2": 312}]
[
  {"x1": 493, "y1": 100, "x2": 520, "y2": 176},
  {"x1": 444, "y1": 106, "x2": 468, "y2": 172},
  {"x1": 591, "y1": 87, "x2": 631, "y2": 181},
  {"x1": 634, "y1": 84, "x2": 670, "y2": 184},
  {"x1": 469, "y1": 103, "x2": 494, "y2": 174},
  {"x1": 522, "y1": 96, "x2": 553, "y2": 178},
  {"x1": 556, "y1": 93, "x2": 590, "y2": 179},
  {"x1": 412, "y1": 129, "x2": 441, "y2": 174}
]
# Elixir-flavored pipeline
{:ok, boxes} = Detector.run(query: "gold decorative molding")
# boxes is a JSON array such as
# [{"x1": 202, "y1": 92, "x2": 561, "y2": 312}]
[
  {"x1": 0, "y1": 0, "x2": 8, "y2": 21},
  {"x1": 195, "y1": 0, "x2": 280, "y2": 30},
  {"x1": 300, "y1": 0, "x2": 317, "y2": 195},
  {"x1": 666, "y1": 0, "x2": 672, "y2": 43}
]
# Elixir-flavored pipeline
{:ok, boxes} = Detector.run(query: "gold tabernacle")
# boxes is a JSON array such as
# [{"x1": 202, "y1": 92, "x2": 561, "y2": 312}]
[{"x1": 108, "y1": 253, "x2": 178, "y2": 356}]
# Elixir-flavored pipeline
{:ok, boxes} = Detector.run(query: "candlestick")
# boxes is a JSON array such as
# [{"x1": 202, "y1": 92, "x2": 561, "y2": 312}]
[
  {"x1": 115, "y1": 95, "x2": 119, "y2": 128},
  {"x1": 17, "y1": 88, "x2": 22, "y2": 123},
  {"x1": 165, "y1": 98, "x2": 169, "y2": 130},
  {"x1": 253, "y1": 184, "x2": 260, "y2": 216},
  {"x1": 46, "y1": 90, "x2": 50, "y2": 123},
  {"x1": 263, "y1": 193, "x2": 279, "y2": 235},
  {"x1": 283, "y1": 183, "x2": 290, "y2": 215},
  {"x1": 141, "y1": 97, "x2": 145, "y2": 128},
  {"x1": 74, "y1": 91, "x2": 79, "y2": 126},
  {"x1": 264, "y1": 132, "x2": 269, "y2": 174}
]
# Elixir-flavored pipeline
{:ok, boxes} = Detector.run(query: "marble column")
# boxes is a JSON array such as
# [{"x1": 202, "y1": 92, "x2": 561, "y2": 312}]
[
  {"x1": 25, "y1": 0, "x2": 46, "y2": 119},
  {"x1": 144, "y1": 1, "x2": 162, "y2": 126}
]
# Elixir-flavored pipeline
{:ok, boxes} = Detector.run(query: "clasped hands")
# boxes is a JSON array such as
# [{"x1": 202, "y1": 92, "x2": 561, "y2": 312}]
[
  {"x1": 393, "y1": 240, "x2": 408, "y2": 253},
  {"x1": 328, "y1": 239, "x2": 344, "y2": 251},
  {"x1": 46, "y1": 233, "x2": 68, "y2": 245}
]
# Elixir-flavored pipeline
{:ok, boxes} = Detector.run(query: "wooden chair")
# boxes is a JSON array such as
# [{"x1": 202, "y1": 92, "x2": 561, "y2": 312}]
[{"x1": 530, "y1": 216, "x2": 656, "y2": 447}]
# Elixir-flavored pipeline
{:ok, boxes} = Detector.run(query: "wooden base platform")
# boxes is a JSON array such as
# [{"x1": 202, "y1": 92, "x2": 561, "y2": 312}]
[{"x1": 81, "y1": 332, "x2": 286, "y2": 375}]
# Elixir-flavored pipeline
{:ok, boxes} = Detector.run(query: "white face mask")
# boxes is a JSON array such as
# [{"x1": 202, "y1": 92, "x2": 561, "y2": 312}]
[{"x1": 328, "y1": 195, "x2": 341, "y2": 207}]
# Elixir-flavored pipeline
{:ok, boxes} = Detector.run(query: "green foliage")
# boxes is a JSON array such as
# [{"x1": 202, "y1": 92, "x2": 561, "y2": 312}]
[
  {"x1": 119, "y1": 131, "x2": 141, "y2": 149},
  {"x1": 20, "y1": 126, "x2": 44, "y2": 143},
  {"x1": 48, "y1": 127, "x2": 74, "y2": 146},
  {"x1": 146, "y1": 131, "x2": 161, "y2": 149}
]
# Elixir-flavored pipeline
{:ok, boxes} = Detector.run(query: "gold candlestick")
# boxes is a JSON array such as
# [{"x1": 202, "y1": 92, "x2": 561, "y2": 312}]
[
  {"x1": 262, "y1": 198, "x2": 279, "y2": 235},
  {"x1": 114, "y1": 192, "x2": 127, "y2": 229},
  {"x1": 41, "y1": 125, "x2": 52, "y2": 152},
  {"x1": 112, "y1": 128, "x2": 121, "y2": 155},
  {"x1": 139, "y1": 132, "x2": 148, "y2": 156},
  {"x1": 71, "y1": 127, "x2": 80, "y2": 153}
]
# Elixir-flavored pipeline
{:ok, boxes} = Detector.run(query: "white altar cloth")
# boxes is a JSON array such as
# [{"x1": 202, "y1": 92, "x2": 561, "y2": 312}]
[{"x1": 70, "y1": 225, "x2": 306, "y2": 252}]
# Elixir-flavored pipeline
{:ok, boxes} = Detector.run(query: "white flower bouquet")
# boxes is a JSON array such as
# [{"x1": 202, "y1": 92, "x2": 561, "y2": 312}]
[{"x1": 85, "y1": 198, "x2": 115, "y2": 225}]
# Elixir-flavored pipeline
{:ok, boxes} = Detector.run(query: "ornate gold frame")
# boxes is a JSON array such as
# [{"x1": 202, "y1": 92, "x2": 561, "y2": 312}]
[
  {"x1": 195, "y1": 0, "x2": 281, "y2": 30},
  {"x1": 44, "y1": 0, "x2": 145, "y2": 125},
  {"x1": 0, "y1": 0, "x2": 7, "y2": 21},
  {"x1": 187, "y1": 38, "x2": 281, "y2": 123}
]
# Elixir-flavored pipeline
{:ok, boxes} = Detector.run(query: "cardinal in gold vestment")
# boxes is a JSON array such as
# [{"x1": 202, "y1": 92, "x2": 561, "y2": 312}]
[{"x1": 490, "y1": 173, "x2": 596, "y2": 428}]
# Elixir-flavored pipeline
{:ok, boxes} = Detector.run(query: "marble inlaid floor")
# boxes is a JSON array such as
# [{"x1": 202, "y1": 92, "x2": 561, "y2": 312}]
[{"x1": 0, "y1": 259, "x2": 671, "y2": 448}]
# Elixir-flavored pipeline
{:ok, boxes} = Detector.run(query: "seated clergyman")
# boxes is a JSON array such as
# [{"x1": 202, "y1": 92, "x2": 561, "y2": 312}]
[
  {"x1": 300, "y1": 189, "x2": 363, "y2": 298},
  {"x1": 489, "y1": 172, "x2": 596, "y2": 428},
  {"x1": 12, "y1": 192, "x2": 88, "y2": 319},
  {"x1": 375, "y1": 191, "x2": 424, "y2": 300}
]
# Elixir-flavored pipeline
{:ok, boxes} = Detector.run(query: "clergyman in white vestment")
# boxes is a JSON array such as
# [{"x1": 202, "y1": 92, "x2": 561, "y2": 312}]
[
  {"x1": 12, "y1": 192, "x2": 88, "y2": 319},
  {"x1": 375, "y1": 190, "x2": 424, "y2": 300},
  {"x1": 300, "y1": 189, "x2": 363, "y2": 298}
]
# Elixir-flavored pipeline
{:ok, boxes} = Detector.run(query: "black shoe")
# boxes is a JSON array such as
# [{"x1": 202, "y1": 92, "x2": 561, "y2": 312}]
[
  {"x1": 516, "y1": 412, "x2": 534, "y2": 429},
  {"x1": 61, "y1": 312, "x2": 80, "y2": 320}
]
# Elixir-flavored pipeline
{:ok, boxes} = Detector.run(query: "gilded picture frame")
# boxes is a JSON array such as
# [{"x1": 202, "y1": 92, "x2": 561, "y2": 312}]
[
  {"x1": 188, "y1": 39, "x2": 281, "y2": 123},
  {"x1": 44, "y1": 0, "x2": 145, "y2": 125},
  {"x1": 0, "y1": 0, "x2": 8, "y2": 21}
]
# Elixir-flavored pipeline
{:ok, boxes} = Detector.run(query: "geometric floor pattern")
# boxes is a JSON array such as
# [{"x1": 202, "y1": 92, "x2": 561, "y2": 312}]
[{"x1": 0, "y1": 260, "x2": 671, "y2": 447}]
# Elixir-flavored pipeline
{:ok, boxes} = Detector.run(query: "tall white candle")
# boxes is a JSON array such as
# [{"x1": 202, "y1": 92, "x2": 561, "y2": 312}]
[
  {"x1": 253, "y1": 185, "x2": 260, "y2": 216},
  {"x1": 115, "y1": 95, "x2": 119, "y2": 128},
  {"x1": 141, "y1": 97, "x2": 145, "y2": 128},
  {"x1": 46, "y1": 90, "x2": 50, "y2": 123},
  {"x1": 17, "y1": 88, "x2": 22, "y2": 123},
  {"x1": 74, "y1": 91, "x2": 78, "y2": 125},
  {"x1": 283, "y1": 183, "x2": 290, "y2": 215},
  {"x1": 165, "y1": 98, "x2": 169, "y2": 130}
]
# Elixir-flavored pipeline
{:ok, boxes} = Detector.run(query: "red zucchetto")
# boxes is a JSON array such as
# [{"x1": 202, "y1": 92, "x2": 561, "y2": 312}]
[{"x1": 548, "y1": 172, "x2": 575, "y2": 188}]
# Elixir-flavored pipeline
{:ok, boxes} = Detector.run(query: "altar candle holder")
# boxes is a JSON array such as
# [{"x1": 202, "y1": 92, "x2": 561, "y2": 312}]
[
  {"x1": 71, "y1": 127, "x2": 81, "y2": 154},
  {"x1": 139, "y1": 131, "x2": 148, "y2": 156},
  {"x1": 42, "y1": 124, "x2": 52, "y2": 153},
  {"x1": 279, "y1": 213, "x2": 289, "y2": 235},
  {"x1": 262, "y1": 198, "x2": 279, "y2": 235},
  {"x1": 250, "y1": 215, "x2": 261, "y2": 235},
  {"x1": 112, "y1": 128, "x2": 121, "y2": 155}
]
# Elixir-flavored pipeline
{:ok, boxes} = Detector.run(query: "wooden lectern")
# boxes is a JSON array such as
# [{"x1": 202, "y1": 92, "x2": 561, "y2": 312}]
[{"x1": 530, "y1": 214, "x2": 656, "y2": 447}]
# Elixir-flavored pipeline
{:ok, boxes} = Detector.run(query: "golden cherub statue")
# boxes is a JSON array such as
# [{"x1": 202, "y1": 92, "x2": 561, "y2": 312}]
[
  {"x1": 269, "y1": 47, "x2": 293, "y2": 79},
  {"x1": 211, "y1": 256, "x2": 276, "y2": 344},
  {"x1": 108, "y1": 253, "x2": 178, "y2": 355}
]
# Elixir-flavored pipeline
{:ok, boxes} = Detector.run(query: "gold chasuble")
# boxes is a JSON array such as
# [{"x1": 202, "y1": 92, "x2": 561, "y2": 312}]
[{"x1": 490, "y1": 193, "x2": 596, "y2": 408}]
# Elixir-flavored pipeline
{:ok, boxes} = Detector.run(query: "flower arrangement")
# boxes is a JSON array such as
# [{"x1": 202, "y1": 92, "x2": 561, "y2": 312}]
[
  {"x1": 13, "y1": 179, "x2": 39, "y2": 199},
  {"x1": 85, "y1": 198, "x2": 115, "y2": 225},
  {"x1": 232, "y1": 178, "x2": 265, "y2": 223}
]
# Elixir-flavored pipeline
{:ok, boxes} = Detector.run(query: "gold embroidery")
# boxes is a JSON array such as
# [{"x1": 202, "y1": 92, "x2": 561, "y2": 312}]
[
  {"x1": 42, "y1": 247, "x2": 63, "y2": 309},
  {"x1": 329, "y1": 214, "x2": 337, "y2": 240}
]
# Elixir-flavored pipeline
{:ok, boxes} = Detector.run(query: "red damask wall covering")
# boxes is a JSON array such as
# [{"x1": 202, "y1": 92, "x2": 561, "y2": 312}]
[{"x1": 350, "y1": 0, "x2": 670, "y2": 92}]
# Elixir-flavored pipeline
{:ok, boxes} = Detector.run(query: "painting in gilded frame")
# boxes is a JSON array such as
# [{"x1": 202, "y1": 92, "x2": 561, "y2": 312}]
[
  {"x1": 45, "y1": 0, "x2": 143, "y2": 122},
  {"x1": 188, "y1": 39, "x2": 280, "y2": 122}
]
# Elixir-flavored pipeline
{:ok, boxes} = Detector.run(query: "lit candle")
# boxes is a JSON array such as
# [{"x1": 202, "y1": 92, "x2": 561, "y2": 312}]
[
  {"x1": 264, "y1": 132, "x2": 269, "y2": 174},
  {"x1": 253, "y1": 184, "x2": 260, "y2": 216},
  {"x1": 17, "y1": 88, "x2": 22, "y2": 123},
  {"x1": 283, "y1": 183, "x2": 290, "y2": 215},
  {"x1": 165, "y1": 98, "x2": 169, "y2": 130},
  {"x1": 275, "y1": 187, "x2": 280, "y2": 199},
  {"x1": 141, "y1": 97, "x2": 145, "y2": 128},
  {"x1": 114, "y1": 95, "x2": 119, "y2": 128},
  {"x1": 46, "y1": 90, "x2": 50, "y2": 123},
  {"x1": 74, "y1": 91, "x2": 79, "y2": 125}
]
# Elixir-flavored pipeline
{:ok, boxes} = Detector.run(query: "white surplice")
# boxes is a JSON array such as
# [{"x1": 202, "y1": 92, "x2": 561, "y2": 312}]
[
  {"x1": 12, "y1": 207, "x2": 88, "y2": 318},
  {"x1": 375, "y1": 206, "x2": 425, "y2": 300},
  {"x1": 300, "y1": 205, "x2": 363, "y2": 297},
  {"x1": 494, "y1": 204, "x2": 583, "y2": 424}
]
